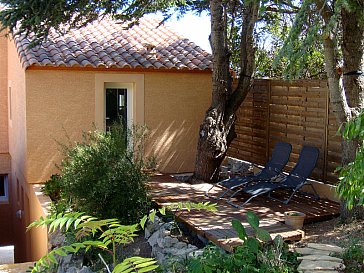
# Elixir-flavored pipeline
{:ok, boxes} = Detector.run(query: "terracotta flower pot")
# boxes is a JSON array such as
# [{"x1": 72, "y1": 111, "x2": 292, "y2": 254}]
[{"x1": 284, "y1": 211, "x2": 306, "y2": 230}]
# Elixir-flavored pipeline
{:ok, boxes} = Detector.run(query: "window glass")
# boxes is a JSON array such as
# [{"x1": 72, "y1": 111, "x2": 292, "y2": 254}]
[
  {"x1": 0, "y1": 176, "x2": 4, "y2": 196},
  {"x1": 0, "y1": 175, "x2": 8, "y2": 202}
]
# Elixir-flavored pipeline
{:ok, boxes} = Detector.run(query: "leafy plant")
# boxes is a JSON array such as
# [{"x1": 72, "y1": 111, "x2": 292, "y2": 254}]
[
  {"x1": 339, "y1": 242, "x2": 364, "y2": 273},
  {"x1": 41, "y1": 174, "x2": 62, "y2": 202},
  {"x1": 27, "y1": 202, "x2": 217, "y2": 273},
  {"x1": 337, "y1": 110, "x2": 364, "y2": 209},
  {"x1": 53, "y1": 123, "x2": 151, "y2": 224},
  {"x1": 187, "y1": 211, "x2": 298, "y2": 273}
]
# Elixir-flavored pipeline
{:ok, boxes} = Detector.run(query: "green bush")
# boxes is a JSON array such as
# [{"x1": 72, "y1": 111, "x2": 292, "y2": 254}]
[{"x1": 54, "y1": 124, "x2": 151, "y2": 224}]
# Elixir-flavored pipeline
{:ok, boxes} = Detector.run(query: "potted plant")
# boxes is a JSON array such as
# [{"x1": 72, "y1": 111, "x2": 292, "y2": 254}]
[{"x1": 284, "y1": 211, "x2": 306, "y2": 230}]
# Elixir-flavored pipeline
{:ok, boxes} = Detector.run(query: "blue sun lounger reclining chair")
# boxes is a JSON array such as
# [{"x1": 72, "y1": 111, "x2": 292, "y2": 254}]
[
  {"x1": 226, "y1": 145, "x2": 320, "y2": 208},
  {"x1": 206, "y1": 141, "x2": 292, "y2": 200}
]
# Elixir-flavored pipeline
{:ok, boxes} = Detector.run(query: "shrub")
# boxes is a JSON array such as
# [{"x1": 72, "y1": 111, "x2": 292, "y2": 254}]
[
  {"x1": 54, "y1": 123, "x2": 151, "y2": 224},
  {"x1": 42, "y1": 174, "x2": 62, "y2": 202}
]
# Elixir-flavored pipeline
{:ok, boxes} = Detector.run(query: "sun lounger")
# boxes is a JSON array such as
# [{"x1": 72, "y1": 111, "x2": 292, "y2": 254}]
[
  {"x1": 227, "y1": 145, "x2": 320, "y2": 207},
  {"x1": 206, "y1": 141, "x2": 292, "y2": 200}
]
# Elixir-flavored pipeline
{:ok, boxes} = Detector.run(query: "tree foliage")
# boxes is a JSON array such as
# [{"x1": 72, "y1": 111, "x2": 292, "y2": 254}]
[
  {"x1": 0, "y1": 0, "x2": 191, "y2": 45},
  {"x1": 337, "y1": 111, "x2": 364, "y2": 210}
]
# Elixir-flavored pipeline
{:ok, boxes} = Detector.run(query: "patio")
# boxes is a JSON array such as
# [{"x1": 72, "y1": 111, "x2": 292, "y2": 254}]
[{"x1": 147, "y1": 175, "x2": 341, "y2": 252}]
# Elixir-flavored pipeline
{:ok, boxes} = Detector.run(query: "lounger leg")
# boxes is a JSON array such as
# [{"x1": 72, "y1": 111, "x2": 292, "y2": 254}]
[
  {"x1": 205, "y1": 184, "x2": 233, "y2": 200},
  {"x1": 227, "y1": 192, "x2": 264, "y2": 208},
  {"x1": 268, "y1": 189, "x2": 298, "y2": 204}
]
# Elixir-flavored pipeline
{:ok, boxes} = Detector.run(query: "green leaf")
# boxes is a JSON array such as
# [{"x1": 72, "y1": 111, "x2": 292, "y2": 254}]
[
  {"x1": 246, "y1": 211, "x2": 260, "y2": 230},
  {"x1": 149, "y1": 210, "x2": 156, "y2": 223},
  {"x1": 232, "y1": 218, "x2": 247, "y2": 240},
  {"x1": 273, "y1": 234, "x2": 284, "y2": 248},
  {"x1": 245, "y1": 237, "x2": 259, "y2": 254},
  {"x1": 140, "y1": 215, "x2": 148, "y2": 229},
  {"x1": 158, "y1": 207, "x2": 166, "y2": 215},
  {"x1": 256, "y1": 227, "x2": 272, "y2": 242}
]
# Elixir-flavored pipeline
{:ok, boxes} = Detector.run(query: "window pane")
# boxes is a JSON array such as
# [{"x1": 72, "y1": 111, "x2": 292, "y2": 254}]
[{"x1": 0, "y1": 176, "x2": 5, "y2": 197}]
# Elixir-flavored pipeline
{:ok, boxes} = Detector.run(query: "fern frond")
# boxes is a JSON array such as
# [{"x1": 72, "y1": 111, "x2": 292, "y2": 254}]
[{"x1": 112, "y1": 257, "x2": 158, "y2": 273}]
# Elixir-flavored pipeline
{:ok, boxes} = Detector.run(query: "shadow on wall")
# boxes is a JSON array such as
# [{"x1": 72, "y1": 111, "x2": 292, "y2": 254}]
[
  {"x1": 27, "y1": 122, "x2": 94, "y2": 184},
  {"x1": 146, "y1": 120, "x2": 197, "y2": 173}
]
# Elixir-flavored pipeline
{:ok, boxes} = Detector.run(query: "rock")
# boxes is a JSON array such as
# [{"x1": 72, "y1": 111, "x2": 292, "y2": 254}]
[
  {"x1": 188, "y1": 249, "x2": 204, "y2": 258},
  {"x1": 147, "y1": 230, "x2": 160, "y2": 247},
  {"x1": 48, "y1": 229, "x2": 66, "y2": 250},
  {"x1": 64, "y1": 267, "x2": 78, "y2": 273},
  {"x1": 144, "y1": 228, "x2": 151, "y2": 239},
  {"x1": 297, "y1": 255, "x2": 343, "y2": 262},
  {"x1": 78, "y1": 267, "x2": 94, "y2": 273},
  {"x1": 157, "y1": 236, "x2": 176, "y2": 248},
  {"x1": 175, "y1": 241, "x2": 187, "y2": 249},
  {"x1": 299, "y1": 271, "x2": 340, "y2": 273},
  {"x1": 175, "y1": 247, "x2": 198, "y2": 258},
  {"x1": 298, "y1": 260, "x2": 344, "y2": 271},
  {"x1": 307, "y1": 243, "x2": 344, "y2": 254},
  {"x1": 57, "y1": 253, "x2": 84, "y2": 273},
  {"x1": 295, "y1": 248, "x2": 331, "y2": 256}
]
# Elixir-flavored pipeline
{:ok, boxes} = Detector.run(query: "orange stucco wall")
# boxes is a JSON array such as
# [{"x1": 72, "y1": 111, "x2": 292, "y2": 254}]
[
  {"x1": 144, "y1": 73, "x2": 212, "y2": 173},
  {"x1": 6, "y1": 36, "x2": 32, "y2": 262},
  {"x1": 25, "y1": 71, "x2": 96, "y2": 183},
  {"x1": 28, "y1": 185, "x2": 49, "y2": 261},
  {"x1": 24, "y1": 70, "x2": 211, "y2": 183},
  {"x1": 0, "y1": 31, "x2": 8, "y2": 157}
]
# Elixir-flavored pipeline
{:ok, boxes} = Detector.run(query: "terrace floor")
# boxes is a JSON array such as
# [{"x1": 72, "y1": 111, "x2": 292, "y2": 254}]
[{"x1": 147, "y1": 175, "x2": 341, "y2": 252}]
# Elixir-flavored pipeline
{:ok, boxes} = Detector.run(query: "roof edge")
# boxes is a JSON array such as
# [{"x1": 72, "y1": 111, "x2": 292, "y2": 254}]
[{"x1": 26, "y1": 65, "x2": 212, "y2": 74}]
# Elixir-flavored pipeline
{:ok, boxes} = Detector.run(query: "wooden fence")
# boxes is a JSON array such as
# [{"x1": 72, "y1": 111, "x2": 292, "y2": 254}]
[{"x1": 227, "y1": 79, "x2": 342, "y2": 184}]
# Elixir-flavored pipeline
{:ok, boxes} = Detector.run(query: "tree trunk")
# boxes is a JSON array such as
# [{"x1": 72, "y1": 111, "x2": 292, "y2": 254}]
[
  {"x1": 191, "y1": 0, "x2": 259, "y2": 183},
  {"x1": 316, "y1": 0, "x2": 364, "y2": 220},
  {"x1": 340, "y1": 4, "x2": 364, "y2": 220}
]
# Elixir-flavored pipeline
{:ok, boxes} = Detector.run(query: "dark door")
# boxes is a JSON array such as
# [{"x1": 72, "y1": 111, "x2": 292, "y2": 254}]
[{"x1": 105, "y1": 88, "x2": 127, "y2": 131}]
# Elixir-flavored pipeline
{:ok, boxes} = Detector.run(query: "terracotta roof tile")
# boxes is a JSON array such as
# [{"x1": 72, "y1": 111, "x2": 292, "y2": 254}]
[{"x1": 15, "y1": 16, "x2": 212, "y2": 71}]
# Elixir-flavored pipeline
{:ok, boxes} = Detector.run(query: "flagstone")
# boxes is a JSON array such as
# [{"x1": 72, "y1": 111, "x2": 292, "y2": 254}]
[
  {"x1": 298, "y1": 259, "x2": 344, "y2": 271},
  {"x1": 307, "y1": 243, "x2": 344, "y2": 254},
  {"x1": 297, "y1": 254, "x2": 342, "y2": 262},
  {"x1": 295, "y1": 247, "x2": 332, "y2": 256}
]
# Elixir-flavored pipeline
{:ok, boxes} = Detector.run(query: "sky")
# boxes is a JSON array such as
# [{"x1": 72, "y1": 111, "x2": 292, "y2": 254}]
[{"x1": 165, "y1": 12, "x2": 212, "y2": 53}]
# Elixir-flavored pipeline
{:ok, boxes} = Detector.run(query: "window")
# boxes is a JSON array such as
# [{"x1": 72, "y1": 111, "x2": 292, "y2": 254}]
[
  {"x1": 0, "y1": 175, "x2": 9, "y2": 203},
  {"x1": 105, "y1": 88, "x2": 127, "y2": 131}
]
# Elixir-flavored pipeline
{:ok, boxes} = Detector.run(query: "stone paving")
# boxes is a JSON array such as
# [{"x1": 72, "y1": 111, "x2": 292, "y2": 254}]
[
  {"x1": 0, "y1": 262, "x2": 34, "y2": 273},
  {"x1": 296, "y1": 243, "x2": 345, "y2": 273}
]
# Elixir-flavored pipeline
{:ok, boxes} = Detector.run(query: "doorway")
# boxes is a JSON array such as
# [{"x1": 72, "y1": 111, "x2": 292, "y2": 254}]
[{"x1": 105, "y1": 88, "x2": 127, "y2": 131}]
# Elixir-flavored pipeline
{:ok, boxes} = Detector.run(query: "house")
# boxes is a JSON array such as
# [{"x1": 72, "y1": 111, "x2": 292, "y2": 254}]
[{"x1": 0, "y1": 16, "x2": 212, "y2": 262}]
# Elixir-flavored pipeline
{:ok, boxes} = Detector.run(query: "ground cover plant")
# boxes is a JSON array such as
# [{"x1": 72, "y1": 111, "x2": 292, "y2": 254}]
[
  {"x1": 43, "y1": 123, "x2": 151, "y2": 224},
  {"x1": 181, "y1": 211, "x2": 299, "y2": 273}
]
